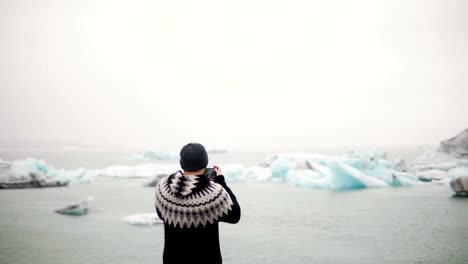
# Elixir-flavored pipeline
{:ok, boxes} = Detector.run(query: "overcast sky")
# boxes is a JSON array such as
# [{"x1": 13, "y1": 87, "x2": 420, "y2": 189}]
[{"x1": 0, "y1": 0, "x2": 467, "y2": 150}]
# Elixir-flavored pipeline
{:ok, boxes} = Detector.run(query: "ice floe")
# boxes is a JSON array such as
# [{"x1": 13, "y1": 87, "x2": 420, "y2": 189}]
[
  {"x1": 122, "y1": 213, "x2": 163, "y2": 226},
  {"x1": 55, "y1": 196, "x2": 94, "y2": 216}
]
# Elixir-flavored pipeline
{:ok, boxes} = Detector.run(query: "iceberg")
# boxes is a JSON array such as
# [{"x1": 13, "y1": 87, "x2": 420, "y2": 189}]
[
  {"x1": 55, "y1": 196, "x2": 94, "y2": 216},
  {"x1": 221, "y1": 150, "x2": 423, "y2": 190},
  {"x1": 415, "y1": 169, "x2": 448, "y2": 182},
  {"x1": 450, "y1": 177, "x2": 468, "y2": 196},
  {"x1": 449, "y1": 167, "x2": 468, "y2": 180},
  {"x1": 122, "y1": 213, "x2": 163, "y2": 226},
  {"x1": 440, "y1": 129, "x2": 468, "y2": 190},
  {"x1": 47, "y1": 168, "x2": 87, "y2": 183},
  {"x1": 241, "y1": 166, "x2": 272, "y2": 181},
  {"x1": 0, "y1": 160, "x2": 11, "y2": 169},
  {"x1": 126, "y1": 149, "x2": 179, "y2": 161},
  {"x1": 408, "y1": 129, "x2": 468, "y2": 183},
  {"x1": 0, "y1": 157, "x2": 182, "y2": 184},
  {"x1": 287, "y1": 169, "x2": 327, "y2": 188},
  {"x1": 440, "y1": 128, "x2": 468, "y2": 157},
  {"x1": 271, "y1": 156, "x2": 297, "y2": 181},
  {"x1": 7, "y1": 129, "x2": 468, "y2": 192},
  {"x1": 0, "y1": 158, "x2": 81, "y2": 185},
  {"x1": 326, "y1": 161, "x2": 388, "y2": 189},
  {"x1": 222, "y1": 164, "x2": 246, "y2": 182}
]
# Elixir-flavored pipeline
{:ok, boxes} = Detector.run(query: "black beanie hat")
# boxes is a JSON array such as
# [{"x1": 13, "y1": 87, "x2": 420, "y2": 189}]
[{"x1": 179, "y1": 143, "x2": 209, "y2": 171}]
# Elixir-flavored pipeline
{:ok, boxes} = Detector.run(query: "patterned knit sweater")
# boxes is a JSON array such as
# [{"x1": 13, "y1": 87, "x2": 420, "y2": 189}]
[{"x1": 155, "y1": 171, "x2": 241, "y2": 264}]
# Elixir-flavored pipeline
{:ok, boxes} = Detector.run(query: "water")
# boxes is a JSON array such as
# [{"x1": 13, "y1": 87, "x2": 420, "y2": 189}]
[
  {"x1": 1, "y1": 178, "x2": 467, "y2": 264},
  {"x1": 1, "y1": 147, "x2": 467, "y2": 263}
]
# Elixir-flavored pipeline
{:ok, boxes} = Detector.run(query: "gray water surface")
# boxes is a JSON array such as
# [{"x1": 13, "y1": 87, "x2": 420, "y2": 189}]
[{"x1": 1, "y1": 178, "x2": 467, "y2": 264}]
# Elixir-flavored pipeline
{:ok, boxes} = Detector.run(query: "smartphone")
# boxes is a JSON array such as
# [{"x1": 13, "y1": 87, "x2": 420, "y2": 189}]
[{"x1": 204, "y1": 168, "x2": 217, "y2": 179}]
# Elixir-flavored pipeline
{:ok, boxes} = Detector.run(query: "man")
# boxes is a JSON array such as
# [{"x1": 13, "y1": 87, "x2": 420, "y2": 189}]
[{"x1": 155, "y1": 143, "x2": 241, "y2": 264}]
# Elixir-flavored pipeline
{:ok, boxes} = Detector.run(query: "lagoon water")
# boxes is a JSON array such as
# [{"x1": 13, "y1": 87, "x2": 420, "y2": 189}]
[{"x1": 1, "y1": 148, "x2": 468, "y2": 263}]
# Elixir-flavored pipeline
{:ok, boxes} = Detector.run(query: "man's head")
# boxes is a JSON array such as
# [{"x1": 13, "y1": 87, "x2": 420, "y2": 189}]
[{"x1": 179, "y1": 143, "x2": 209, "y2": 172}]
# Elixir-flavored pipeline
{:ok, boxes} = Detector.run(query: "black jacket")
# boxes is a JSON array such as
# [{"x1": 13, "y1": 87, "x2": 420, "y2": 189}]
[{"x1": 155, "y1": 172, "x2": 241, "y2": 264}]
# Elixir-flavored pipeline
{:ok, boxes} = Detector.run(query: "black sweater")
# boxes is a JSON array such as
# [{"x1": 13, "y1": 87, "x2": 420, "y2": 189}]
[{"x1": 155, "y1": 172, "x2": 241, "y2": 264}]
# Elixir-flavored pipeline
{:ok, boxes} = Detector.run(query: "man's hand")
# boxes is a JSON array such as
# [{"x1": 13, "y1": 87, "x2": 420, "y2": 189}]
[{"x1": 213, "y1": 165, "x2": 223, "y2": 177}]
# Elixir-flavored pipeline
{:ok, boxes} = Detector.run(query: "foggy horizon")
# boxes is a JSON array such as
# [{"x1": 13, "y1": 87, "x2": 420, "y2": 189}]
[{"x1": 1, "y1": 0, "x2": 467, "y2": 151}]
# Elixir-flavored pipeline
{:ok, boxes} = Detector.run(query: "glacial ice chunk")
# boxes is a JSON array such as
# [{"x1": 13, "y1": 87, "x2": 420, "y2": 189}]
[
  {"x1": 9, "y1": 158, "x2": 49, "y2": 176},
  {"x1": 327, "y1": 161, "x2": 387, "y2": 189},
  {"x1": 0, "y1": 158, "x2": 179, "y2": 184},
  {"x1": 242, "y1": 166, "x2": 272, "y2": 181},
  {"x1": 47, "y1": 168, "x2": 87, "y2": 182},
  {"x1": 55, "y1": 196, "x2": 94, "y2": 216},
  {"x1": 252, "y1": 150, "x2": 422, "y2": 189},
  {"x1": 126, "y1": 149, "x2": 179, "y2": 161},
  {"x1": 287, "y1": 169, "x2": 327, "y2": 188},
  {"x1": 123, "y1": 213, "x2": 163, "y2": 226},
  {"x1": 222, "y1": 164, "x2": 246, "y2": 182},
  {"x1": 271, "y1": 156, "x2": 297, "y2": 180},
  {"x1": 449, "y1": 176, "x2": 468, "y2": 196},
  {"x1": 415, "y1": 169, "x2": 448, "y2": 181},
  {"x1": 440, "y1": 128, "x2": 468, "y2": 157},
  {"x1": 1, "y1": 158, "x2": 87, "y2": 184},
  {"x1": 449, "y1": 167, "x2": 468, "y2": 180},
  {"x1": 406, "y1": 129, "x2": 468, "y2": 189}
]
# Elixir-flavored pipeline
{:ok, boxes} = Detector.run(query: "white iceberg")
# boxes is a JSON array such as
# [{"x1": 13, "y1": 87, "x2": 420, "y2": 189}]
[
  {"x1": 222, "y1": 164, "x2": 246, "y2": 182},
  {"x1": 122, "y1": 213, "x2": 163, "y2": 226},
  {"x1": 0, "y1": 158, "x2": 180, "y2": 184},
  {"x1": 242, "y1": 166, "x2": 272, "y2": 181},
  {"x1": 408, "y1": 129, "x2": 468, "y2": 183},
  {"x1": 449, "y1": 167, "x2": 468, "y2": 180},
  {"x1": 0, "y1": 158, "x2": 85, "y2": 184},
  {"x1": 126, "y1": 149, "x2": 179, "y2": 161}
]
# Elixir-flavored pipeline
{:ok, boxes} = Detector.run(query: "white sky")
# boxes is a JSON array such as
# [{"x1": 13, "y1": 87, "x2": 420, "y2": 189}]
[{"x1": 0, "y1": 0, "x2": 467, "y2": 150}]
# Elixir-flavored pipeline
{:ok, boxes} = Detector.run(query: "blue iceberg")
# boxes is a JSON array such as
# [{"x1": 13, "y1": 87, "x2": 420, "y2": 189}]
[{"x1": 223, "y1": 150, "x2": 423, "y2": 190}]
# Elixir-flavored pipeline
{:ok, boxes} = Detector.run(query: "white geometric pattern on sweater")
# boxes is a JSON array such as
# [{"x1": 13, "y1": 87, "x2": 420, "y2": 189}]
[
  {"x1": 155, "y1": 172, "x2": 233, "y2": 229},
  {"x1": 168, "y1": 172, "x2": 198, "y2": 196}
]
